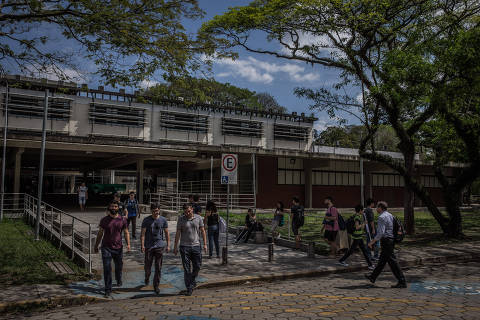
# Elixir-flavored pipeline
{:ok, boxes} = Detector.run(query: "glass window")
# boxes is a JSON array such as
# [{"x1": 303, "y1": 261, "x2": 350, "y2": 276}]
[
  {"x1": 329, "y1": 172, "x2": 336, "y2": 185},
  {"x1": 277, "y1": 170, "x2": 285, "y2": 184},
  {"x1": 285, "y1": 170, "x2": 293, "y2": 185},
  {"x1": 278, "y1": 158, "x2": 286, "y2": 169}
]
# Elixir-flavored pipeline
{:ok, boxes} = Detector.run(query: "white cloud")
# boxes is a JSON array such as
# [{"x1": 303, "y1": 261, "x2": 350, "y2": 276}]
[
  {"x1": 279, "y1": 31, "x2": 349, "y2": 59},
  {"x1": 139, "y1": 79, "x2": 160, "y2": 89},
  {"x1": 214, "y1": 56, "x2": 319, "y2": 84}
]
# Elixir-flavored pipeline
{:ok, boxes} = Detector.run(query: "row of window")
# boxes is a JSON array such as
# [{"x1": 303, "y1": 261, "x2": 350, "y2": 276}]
[{"x1": 2, "y1": 93, "x2": 72, "y2": 120}]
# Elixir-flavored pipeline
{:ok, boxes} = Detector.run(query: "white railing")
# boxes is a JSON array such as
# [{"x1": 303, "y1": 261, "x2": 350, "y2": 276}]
[
  {"x1": 23, "y1": 193, "x2": 94, "y2": 273},
  {"x1": 0, "y1": 193, "x2": 25, "y2": 219},
  {"x1": 177, "y1": 180, "x2": 254, "y2": 194}
]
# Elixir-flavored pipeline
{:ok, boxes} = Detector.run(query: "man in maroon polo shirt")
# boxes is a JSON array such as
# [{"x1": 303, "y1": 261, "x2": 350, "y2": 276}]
[{"x1": 94, "y1": 200, "x2": 131, "y2": 298}]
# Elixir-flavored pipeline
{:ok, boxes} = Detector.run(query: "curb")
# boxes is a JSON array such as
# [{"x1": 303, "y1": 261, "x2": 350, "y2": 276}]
[
  {"x1": 0, "y1": 294, "x2": 108, "y2": 315},
  {"x1": 197, "y1": 252, "x2": 480, "y2": 290}
]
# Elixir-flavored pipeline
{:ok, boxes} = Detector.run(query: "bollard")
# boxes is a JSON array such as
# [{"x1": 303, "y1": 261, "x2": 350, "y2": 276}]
[
  {"x1": 222, "y1": 246, "x2": 228, "y2": 265},
  {"x1": 307, "y1": 242, "x2": 315, "y2": 258},
  {"x1": 268, "y1": 243, "x2": 274, "y2": 262}
]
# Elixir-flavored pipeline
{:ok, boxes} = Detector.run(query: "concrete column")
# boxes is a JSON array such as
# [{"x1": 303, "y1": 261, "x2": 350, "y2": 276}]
[
  {"x1": 70, "y1": 175, "x2": 75, "y2": 194},
  {"x1": 136, "y1": 159, "x2": 144, "y2": 203},
  {"x1": 304, "y1": 160, "x2": 313, "y2": 208},
  {"x1": 13, "y1": 148, "x2": 24, "y2": 194},
  {"x1": 363, "y1": 163, "x2": 372, "y2": 203}
]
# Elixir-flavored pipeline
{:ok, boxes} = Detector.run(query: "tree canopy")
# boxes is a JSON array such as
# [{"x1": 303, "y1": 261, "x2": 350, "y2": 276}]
[
  {"x1": 139, "y1": 76, "x2": 287, "y2": 112},
  {"x1": 201, "y1": 0, "x2": 480, "y2": 237},
  {"x1": 0, "y1": 0, "x2": 213, "y2": 86}
]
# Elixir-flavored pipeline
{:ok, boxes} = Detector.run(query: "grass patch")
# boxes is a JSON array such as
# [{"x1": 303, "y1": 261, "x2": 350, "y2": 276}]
[{"x1": 0, "y1": 219, "x2": 90, "y2": 286}]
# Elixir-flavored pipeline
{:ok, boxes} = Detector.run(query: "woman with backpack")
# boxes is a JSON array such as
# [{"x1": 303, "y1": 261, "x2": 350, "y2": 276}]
[
  {"x1": 322, "y1": 196, "x2": 339, "y2": 258},
  {"x1": 204, "y1": 200, "x2": 220, "y2": 259},
  {"x1": 338, "y1": 205, "x2": 374, "y2": 270},
  {"x1": 271, "y1": 201, "x2": 285, "y2": 241}
]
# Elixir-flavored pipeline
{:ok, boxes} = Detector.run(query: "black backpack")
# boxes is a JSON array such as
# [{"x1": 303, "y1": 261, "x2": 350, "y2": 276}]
[
  {"x1": 393, "y1": 216, "x2": 405, "y2": 243},
  {"x1": 338, "y1": 213, "x2": 346, "y2": 231},
  {"x1": 297, "y1": 206, "x2": 305, "y2": 227},
  {"x1": 345, "y1": 216, "x2": 356, "y2": 234}
]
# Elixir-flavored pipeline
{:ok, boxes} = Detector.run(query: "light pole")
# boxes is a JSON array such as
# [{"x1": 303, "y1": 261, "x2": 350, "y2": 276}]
[
  {"x1": 35, "y1": 89, "x2": 48, "y2": 240},
  {"x1": 0, "y1": 74, "x2": 8, "y2": 222}
]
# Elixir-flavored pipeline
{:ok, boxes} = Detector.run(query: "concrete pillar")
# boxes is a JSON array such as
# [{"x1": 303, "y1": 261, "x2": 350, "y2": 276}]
[
  {"x1": 70, "y1": 175, "x2": 75, "y2": 194},
  {"x1": 13, "y1": 148, "x2": 24, "y2": 194},
  {"x1": 304, "y1": 160, "x2": 313, "y2": 208},
  {"x1": 136, "y1": 159, "x2": 144, "y2": 203},
  {"x1": 363, "y1": 163, "x2": 372, "y2": 203}
]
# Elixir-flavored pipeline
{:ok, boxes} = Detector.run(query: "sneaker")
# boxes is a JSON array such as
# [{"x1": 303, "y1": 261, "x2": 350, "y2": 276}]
[
  {"x1": 337, "y1": 261, "x2": 349, "y2": 267},
  {"x1": 368, "y1": 265, "x2": 375, "y2": 270},
  {"x1": 104, "y1": 291, "x2": 112, "y2": 298},
  {"x1": 391, "y1": 282, "x2": 407, "y2": 288},
  {"x1": 154, "y1": 287, "x2": 160, "y2": 294},
  {"x1": 364, "y1": 274, "x2": 375, "y2": 284},
  {"x1": 185, "y1": 288, "x2": 193, "y2": 296},
  {"x1": 116, "y1": 281, "x2": 123, "y2": 287},
  {"x1": 145, "y1": 278, "x2": 149, "y2": 286}
]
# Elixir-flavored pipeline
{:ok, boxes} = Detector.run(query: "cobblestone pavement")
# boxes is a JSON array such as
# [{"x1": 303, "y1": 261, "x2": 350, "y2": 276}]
[{"x1": 11, "y1": 261, "x2": 480, "y2": 320}]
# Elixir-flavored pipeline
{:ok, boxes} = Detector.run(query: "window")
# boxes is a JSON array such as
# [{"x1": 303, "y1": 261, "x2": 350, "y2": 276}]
[
  {"x1": 277, "y1": 158, "x2": 305, "y2": 185},
  {"x1": 312, "y1": 170, "x2": 360, "y2": 186},
  {"x1": 3, "y1": 93, "x2": 71, "y2": 120},
  {"x1": 420, "y1": 175, "x2": 454, "y2": 188},
  {"x1": 89, "y1": 102, "x2": 146, "y2": 127},
  {"x1": 222, "y1": 118, "x2": 263, "y2": 138},
  {"x1": 160, "y1": 111, "x2": 208, "y2": 133},
  {"x1": 274, "y1": 124, "x2": 310, "y2": 142},
  {"x1": 372, "y1": 173, "x2": 404, "y2": 187}
]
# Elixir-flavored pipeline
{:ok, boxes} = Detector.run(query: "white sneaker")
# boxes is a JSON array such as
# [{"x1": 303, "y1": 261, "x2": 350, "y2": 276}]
[
  {"x1": 338, "y1": 261, "x2": 349, "y2": 267},
  {"x1": 368, "y1": 265, "x2": 375, "y2": 270}
]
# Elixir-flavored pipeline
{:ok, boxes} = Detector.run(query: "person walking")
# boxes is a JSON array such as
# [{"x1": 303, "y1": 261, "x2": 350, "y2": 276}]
[
  {"x1": 364, "y1": 198, "x2": 379, "y2": 261},
  {"x1": 141, "y1": 203, "x2": 169, "y2": 295},
  {"x1": 125, "y1": 192, "x2": 139, "y2": 239},
  {"x1": 77, "y1": 182, "x2": 88, "y2": 212},
  {"x1": 290, "y1": 196, "x2": 304, "y2": 250},
  {"x1": 365, "y1": 201, "x2": 407, "y2": 288},
  {"x1": 111, "y1": 193, "x2": 127, "y2": 216},
  {"x1": 323, "y1": 196, "x2": 339, "y2": 258},
  {"x1": 338, "y1": 205, "x2": 374, "y2": 270},
  {"x1": 173, "y1": 204, "x2": 207, "y2": 296},
  {"x1": 204, "y1": 200, "x2": 220, "y2": 259},
  {"x1": 271, "y1": 201, "x2": 284, "y2": 241},
  {"x1": 94, "y1": 200, "x2": 131, "y2": 298}
]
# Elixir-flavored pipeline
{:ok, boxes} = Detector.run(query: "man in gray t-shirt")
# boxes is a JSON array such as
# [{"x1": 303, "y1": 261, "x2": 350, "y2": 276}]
[
  {"x1": 174, "y1": 204, "x2": 207, "y2": 296},
  {"x1": 141, "y1": 203, "x2": 169, "y2": 294}
]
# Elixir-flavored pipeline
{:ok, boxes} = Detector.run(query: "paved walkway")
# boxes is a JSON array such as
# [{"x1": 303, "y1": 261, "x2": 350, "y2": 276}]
[
  {"x1": 7, "y1": 261, "x2": 480, "y2": 320},
  {"x1": 2, "y1": 206, "x2": 480, "y2": 313}
]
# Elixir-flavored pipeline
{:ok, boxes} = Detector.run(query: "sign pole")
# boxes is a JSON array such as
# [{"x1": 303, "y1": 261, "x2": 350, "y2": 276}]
[{"x1": 35, "y1": 89, "x2": 48, "y2": 241}]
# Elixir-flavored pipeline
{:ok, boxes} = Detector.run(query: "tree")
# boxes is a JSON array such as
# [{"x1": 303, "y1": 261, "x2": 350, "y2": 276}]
[
  {"x1": 140, "y1": 76, "x2": 286, "y2": 111},
  {"x1": 201, "y1": 0, "x2": 480, "y2": 237},
  {"x1": 0, "y1": 0, "x2": 211, "y2": 86}
]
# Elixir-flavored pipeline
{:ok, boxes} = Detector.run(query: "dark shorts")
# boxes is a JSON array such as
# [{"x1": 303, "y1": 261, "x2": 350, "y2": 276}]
[
  {"x1": 292, "y1": 222, "x2": 300, "y2": 236},
  {"x1": 324, "y1": 230, "x2": 338, "y2": 242}
]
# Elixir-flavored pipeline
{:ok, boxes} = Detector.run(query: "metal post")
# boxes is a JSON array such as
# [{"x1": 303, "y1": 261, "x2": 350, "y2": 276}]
[
  {"x1": 360, "y1": 158, "x2": 365, "y2": 206},
  {"x1": 210, "y1": 156, "x2": 213, "y2": 198},
  {"x1": 176, "y1": 160, "x2": 179, "y2": 211},
  {"x1": 59, "y1": 212, "x2": 62, "y2": 249},
  {"x1": 35, "y1": 89, "x2": 48, "y2": 240},
  {"x1": 0, "y1": 82, "x2": 8, "y2": 222},
  {"x1": 71, "y1": 217, "x2": 75, "y2": 259},
  {"x1": 224, "y1": 183, "x2": 230, "y2": 264},
  {"x1": 88, "y1": 223, "x2": 92, "y2": 274},
  {"x1": 268, "y1": 243, "x2": 274, "y2": 262},
  {"x1": 252, "y1": 153, "x2": 256, "y2": 209},
  {"x1": 50, "y1": 206, "x2": 53, "y2": 240}
]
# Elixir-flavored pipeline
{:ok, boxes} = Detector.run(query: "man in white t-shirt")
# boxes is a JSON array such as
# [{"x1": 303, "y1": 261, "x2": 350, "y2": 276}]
[{"x1": 78, "y1": 182, "x2": 88, "y2": 212}]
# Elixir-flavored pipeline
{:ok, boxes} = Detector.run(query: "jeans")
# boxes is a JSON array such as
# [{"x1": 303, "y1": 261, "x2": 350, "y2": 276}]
[
  {"x1": 207, "y1": 224, "x2": 220, "y2": 257},
  {"x1": 340, "y1": 238, "x2": 372, "y2": 266},
  {"x1": 179, "y1": 245, "x2": 202, "y2": 291},
  {"x1": 366, "y1": 231, "x2": 380, "y2": 259},
  {"x1": 371, "y1": 238, "x2": 406, "y2": 284},
  {"x1": 144, "y1": 247, "x2": 164, "y2": 289},
  {"x1": 101, "y1": 247, "x2": 123, "y2": 293},
  {"x1": 127, "y1": 215, "x2": 137, "y2": 237}
]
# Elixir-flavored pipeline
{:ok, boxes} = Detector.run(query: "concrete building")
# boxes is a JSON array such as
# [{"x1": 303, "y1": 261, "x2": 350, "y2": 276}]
[{"x1": 1, "y1": 75, "x2": 458, "y2": 209}]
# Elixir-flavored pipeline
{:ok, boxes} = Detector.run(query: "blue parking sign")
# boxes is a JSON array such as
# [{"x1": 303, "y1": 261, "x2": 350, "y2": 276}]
[{"x1": 221, "y1": 176, "x2": 229, "y2": 184}]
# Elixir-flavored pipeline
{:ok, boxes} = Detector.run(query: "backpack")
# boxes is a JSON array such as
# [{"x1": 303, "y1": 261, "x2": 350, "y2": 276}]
[
  {"x1": 393, "y1": 216, "x2": 405, "y2": 243},
  {"x1": 345, "y1": 216, "x2": 356, "y2": 234},
  {"x1": 338, "y1": 212, "x2": 346, "y2": 231},
  {"x1": 219, "y1": 217, "x2": 227, "y2": 233},
  {"x1": 296, "y1": 206, "x2": 305, "y2": 227}
]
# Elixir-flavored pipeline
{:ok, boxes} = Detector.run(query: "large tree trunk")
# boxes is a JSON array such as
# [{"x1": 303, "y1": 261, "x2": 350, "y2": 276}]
[
  {"x1": 403, "y1": 153, "x2": 415, "y2": 235},
  {"x1": 444, "y1": 190, "x2": 463, "y2": 238}
]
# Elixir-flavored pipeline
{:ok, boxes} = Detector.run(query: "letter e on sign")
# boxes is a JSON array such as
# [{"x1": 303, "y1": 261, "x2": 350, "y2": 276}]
[{"x1": 221, "y1": 154, "x2": 238, "y2": 185}]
